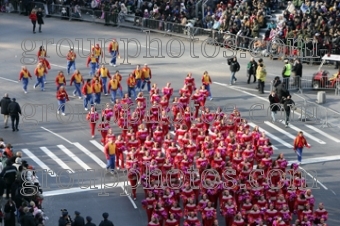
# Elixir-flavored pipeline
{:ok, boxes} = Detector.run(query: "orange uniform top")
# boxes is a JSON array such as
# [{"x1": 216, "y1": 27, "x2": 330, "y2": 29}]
[
  {"x1": 67, "y1": 52, "x2": 76, "y2": 61},
  {"x1": 127, "y1": 76, "x2": 136, "y2": 87},
  {"x1": 201, "y1": 74, "x2": 212, "y2": 85},
  {"x1": 92, "y1": 82, "x2": 103, "y2": 93},
  {"x1": 55, "y1": 74, "x2": 66, "y2": 86},
  {"x1": 56, "y1": 90, "x2": 69, "y2": 101},
  {"x1": 19, "y1": 69, "x2": 32, "y2": 80},
  {"x1": 70, "y1": 72, "x2": 84, "y2": 85},
  {"x1": 34, "y1": 67, "x2": 47, "y2": 77}
]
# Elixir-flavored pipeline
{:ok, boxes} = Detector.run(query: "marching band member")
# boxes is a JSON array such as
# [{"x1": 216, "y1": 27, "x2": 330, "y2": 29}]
[
  {"x1": 115, "y1": 135, "x2": 126, "y2": 169},
  {"x1": 108, "y1": 76, "x2": 119, "y2": 104},
  {"x1": 82, "y1": 79, "x2": 94, "y2": 111},
  {"x1": 92, "y1": 79, "x2": 103, "y2": 105},
  {"x1": 113, "y1": 70, "x2": 123, "y2": 99},
  {"x1": 97, "y1": 64, "x2": 111, "y2": 95},
  {"x1": 127, "y1": 73, "x2": 137, "y2": 99},
  {"x1": 19, "y1": 66, "x2": 32, "y2": 94},
  {"x1": 55, "y1": 71, "x2": 66, "y2": 91},
  {"x1": 66, "y1": 48, "x2": 77, "y2": 75},
  {"x1": 202, "y1": 71, "x2": 213, "y2": 101},
  {"x1": 70, "y1": 70, "x2": 84, "y2": 99},
  {"x1": 86, "y1": 52, "x2": 99, "y2": 77},
  {"x1": 37, "y1": 46, "x2": 48, "y2": 60},
  {"x1": 185, "y1": 72, "x2": 196, "y2": 94},
  {"x1": 132, "y1": 64, "x2": 143, "y2": 92},
  {"x1": 164, "y1": 213, "x2": 178, "y2": 226},
  {"x1": 38, "y1": 56, "x2": 51, "y2": 84},
  {"x1": 34, "y1": 63, "x2": 47, "y2": 91},
  {"x1": 91, "y1": 44, "x2": 103, "y2": 69},
  {"x1": 104, "y1": 138, "x2": 116, "y2": 171},
  {"x1": 108, "y1": 39, "x2": 119, "y2": 67},
  {"x1": 142, "y1": 63, "x2": 152, "y2": 92},
  {"x1": 98, "y1": 116, "x2": 110, "y2": 145},
  {"x1": 127, "y1": 162, "x2": 139, "y2": 200},
  {"x1": 162, "y1": 83, "x2": 173, "y2": 100},
  {"x1": 86, "y1": 106, "x2": 99, "y2": 138},
  {"x1": 56, "y1": 86, "x2": 69, "y2": 116}
]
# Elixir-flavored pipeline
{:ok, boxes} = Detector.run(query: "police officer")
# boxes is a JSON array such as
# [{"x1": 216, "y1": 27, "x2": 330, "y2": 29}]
[
  {"x1": 282, "y1": 59, "x2": 291, "y2": 89},
  {"x1": 72, "y1": 211, "x2": 85, "y2": 226},
  {"x1": 85, "y1": 216, "x2": 96, "y2": 226}
]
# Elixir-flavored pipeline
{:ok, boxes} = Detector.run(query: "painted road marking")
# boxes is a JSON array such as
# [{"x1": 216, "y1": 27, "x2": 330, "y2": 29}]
[
  {"x1": 280, "y1": 121, "x2": 326, "y2": 144},
  {"x1": 41, "y1": 127, "x2": 73, "y2": 144},
  {"x1": 50, "y1": 63, "x2": 67, "y2": 69},
  {"x1": 40, "y1": 147, "x2": 74, "y2": 173},
  {"x1": 0, "y1": 77, "x2": 18, "y2": 83},
  {"x1": 73, "y1": 142, "x2": 106, "y2": 168},
  {"x1": 21, "y1": 148, "x2": 56, "y2": 177},
  {"x1": 57, "y1": 145, "x2": 91, "y2": 170},
  {"x1": 305, "y1": 125, "x2": 340, "y2": 143},
  {"x1": 248, "y1": 122, "x2": 289, "y2": 149},
  {"x1": 90, "y1": 140, "x2": 104, "y2": 152}
]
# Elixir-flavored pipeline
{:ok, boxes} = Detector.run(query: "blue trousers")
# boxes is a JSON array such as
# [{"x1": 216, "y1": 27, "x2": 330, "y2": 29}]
[
  {"x1": 84, "y1": 95, "x2": 93, "y2": 109},
  {"x1": 136, "y1": 79, "x2": 142, "y2": 91},
  {"x1": 96, "y1": 56, "x2": 100, "y2": 69},
  {"x1": 296, "y1": 147, "x2": 303, "y2": 162},
  {"x1": 102, "y1": 77, "x2": 108, "y2": 94},
  {"x1": 57, "y1": 83, "x2": 64, "y2": 91},
  {"x1": 110, "y1": 51, "x2": 117, "y2": 65},
  {"x1": 67, "y1": 61, "x2": 76, "y2": 74},
  {"x1": 128, "y1": 86, "x2": 136, "y2": 99},
  {"x1": 89, "y1": 63, "x2": 96, "y2": 76},
  {"x1": 93, "y1": 93, "x2": 101, "y2": 104},
  {"x1": 106, "y1": 155, "x2": 116, "y2": 170},
  {"x1": 73, "y1": 83, "x2": 81, "y2": 97},
  {"x1": 110, "y1": 90, "x2": 117, "y2": 103},
  {"x1": 204, "y1": 84, "x2": 212, "y2": 98},
  {"x1": 22, "y1": 78, "x2": 29, "y2": 91},
  {"x1": 230, "y1": 71, "x2": 237, "y2": 84},
  {"x1": 141, "y1": 78, "x2": 151, "y2": 91},
  {"x1": 34, "y1": 77, "x2": 44, "y2": 90},
  {"x1": 57, "y1": 99, "x2": 66, "y2": 113},
  {"x1": 43, "y1": 74, "x2": 46, "y2": 83}
]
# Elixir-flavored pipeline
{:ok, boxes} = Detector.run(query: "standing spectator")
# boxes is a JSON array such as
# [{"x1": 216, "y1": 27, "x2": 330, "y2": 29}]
[
  {"x1": 7, "y1": 98, "x2": 21, "y2": 132},
  {"x1": 228, "y1": 57, "x2": 240, "y2": 85},
  {"x1": 257, "y1": 63, "x2": 267, "y2": 94},
  {"x1": 85, "y1": 216, "x2": 95, "y2": 226},
  {"x1": 247, "y1": 57, "x2": 257, "y2": 84},
  {"x1": 36, "y1": 8, "x2": 44, "y2": 33},
  {"x1": 268, "y1": 91, "x2": 280, "y2": 123},
  {"x1": 282, "y1": 59, "x2": 291, "y2": 89},
  {"x1": 99, "y1": 213, "x2": 114, "y2": 226},
  {"x1": 293, "y1": 131, "x2": 311, "y2": 165},
  {"x1": 292, "y1": 58, "x2": 303, "y2": 90},
  {"x1": 0, "y1": 93, "x2": 11, "y2": 129},
  {"x1": 28, "y1": 9, "x2": 37, "y2": 33},
  {"x1": 72, "y1": 211, "x2": 85, "y2": 226},
  {"x1": 283, "y1": 95, "x2": 295, "y2": 128},
  {"x1": 0, "y1": 161, "x2": 17, "y2": 199},
  {"x1": 4, "y1": 198, "x2": 17, "y2": 226}
]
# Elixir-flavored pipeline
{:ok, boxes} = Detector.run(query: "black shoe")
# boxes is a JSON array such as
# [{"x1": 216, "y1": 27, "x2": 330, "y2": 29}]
[
  {"x1": 12, "y1": 129, "x2": 15, "y2": 132},
  {"x1": 4, "y1": 126, "x2": 8, "y2": 128},
  {"x1": 16, "y1": 128, "x2": 19, "y2": 131},
  {"x1": 253, "y1": 81, "x2": 256, "y2": 83},
  {"x1": 39, "y1": 30, "x2": 41, "y2": 33},
  {"x1": 33, "y1": 31, "x2": 36, "y2": 33}
]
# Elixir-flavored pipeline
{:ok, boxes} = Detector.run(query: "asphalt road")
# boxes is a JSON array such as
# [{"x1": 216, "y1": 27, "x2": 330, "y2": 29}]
[{"x1": 0, "y1": 13, "x2": 340, "y2": 225}]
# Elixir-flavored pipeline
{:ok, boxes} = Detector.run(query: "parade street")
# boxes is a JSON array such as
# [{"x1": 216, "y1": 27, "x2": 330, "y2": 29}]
[{"x1": 0, "y1": 14, "x2": 340, "y2": 225}]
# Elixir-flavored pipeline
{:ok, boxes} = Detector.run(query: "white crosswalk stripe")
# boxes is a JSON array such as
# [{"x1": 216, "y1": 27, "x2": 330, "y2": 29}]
[{"x1": 18, "y1": 121, "x2": 339, "y2": 178}]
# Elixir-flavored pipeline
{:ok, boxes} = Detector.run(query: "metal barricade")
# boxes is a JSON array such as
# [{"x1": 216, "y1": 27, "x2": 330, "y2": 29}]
[
  {"x1": 70, "y1": 7, "x2": 95, "y2": 22},
  {"x1": 92, "y1": 10, "x2": 118, "y2": 25},
  {"x1": 48, "y1": 4, "x2": 69, "y2": 19}
]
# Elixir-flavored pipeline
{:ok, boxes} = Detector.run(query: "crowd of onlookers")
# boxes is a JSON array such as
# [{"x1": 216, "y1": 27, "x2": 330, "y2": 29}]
[{"x1": 0, "y1": 138, "x2": 47, "y2": 226}]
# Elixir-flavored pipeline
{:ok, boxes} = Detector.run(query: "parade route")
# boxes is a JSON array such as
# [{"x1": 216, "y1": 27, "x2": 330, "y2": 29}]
[{"x1": 1, "y1": 14, "x2": 340, "y2": 225}]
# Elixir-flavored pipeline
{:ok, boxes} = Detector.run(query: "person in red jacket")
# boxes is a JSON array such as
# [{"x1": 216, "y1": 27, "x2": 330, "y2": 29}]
[
  {"x1": 56, "y1": 86, "x2": 69, "y2": 116},
  {"x1": 70, "y1": 70, "x2": 84, "y2": 99},
  {"x1": 91, "y1": 44, "x2": 103, "y2": 69},
  {"x1": 55, "y1": 71, "x2": 66, "y2": 91},
  {"x1": 38, "y1": 57, "x2": 51, "y2": 84},
  {"x1": 293, "y1": 131, "x2": 310, "y2": 165},
  {"x1": 92, "y1": 79, "x2": 103, "y2": 105},
  {"x1": 108, "y1": 39, "x2": 120, "y2": 67},
  {"x1": 86, "y1": 106, "x2": 99, "y2": 138},
  {"x1": 34, "y1": 63, "x2": 47, "y2": 91},
  {"x1": 28, "y1": 9, "x2": 37, "y2": 33},
  {"x1": 82, "y1": 79, "x2": 94, "y2": 111},
  {"x1": 19, "y1": 66, "x2": 32, "y2": 94},
  {"x1": 66, "y1": 48, "x2": 77, "y2": 76}
]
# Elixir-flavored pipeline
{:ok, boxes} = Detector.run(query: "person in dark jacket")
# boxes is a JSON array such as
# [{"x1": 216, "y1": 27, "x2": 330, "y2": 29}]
[
  {"x1": 283, "y1": 95, "x2": 295, "y2": 127},
  {"x1": 37, "y1": 8, "x2": 44, "y2": 33},
  {"x1": 228, "y1": 57, "x2": 240, "y2": 85},
  {"x1": 0, "y1": 160, "x2": 17, "y2": 199},
  {"x1": 85, "y1": 216, "x2": 96, "y2": 226},
  {"x1": 7, "y1": 98, "x2": 21, "y2": 132},
  {"x1": 272, "y1": 76, "x2": 281, "y2": 89},
  {"x1": 21, "y1": 207, "x2": 36, "y2": 226},
  {"x1": 99, "y1": 213, "x2": 114, "y2": 226},
  {"x1": 275, "y1": 82, "x2": 290, "y2": 103},
  {"x1": 4, "y1": 199, "x2": 16, "y2": 226},
  {"x1": 247, "y1": 57, "x2": 258, "y2": 84},
  {"x1": 59, "y1": 211, "x2": 71, "y2": 226},
  {"x1": 292, "y1": 58, "x2": 303, "y2": 89},
  {"x1": 72, "y1": 211, "x2": 85, "y2": 226},
  {"x1": 268, "y1": 91, "x2": 281, "y2": 122},
  {"x1": 0, "y1": 93, "x2": 11, "y2": 129}
]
